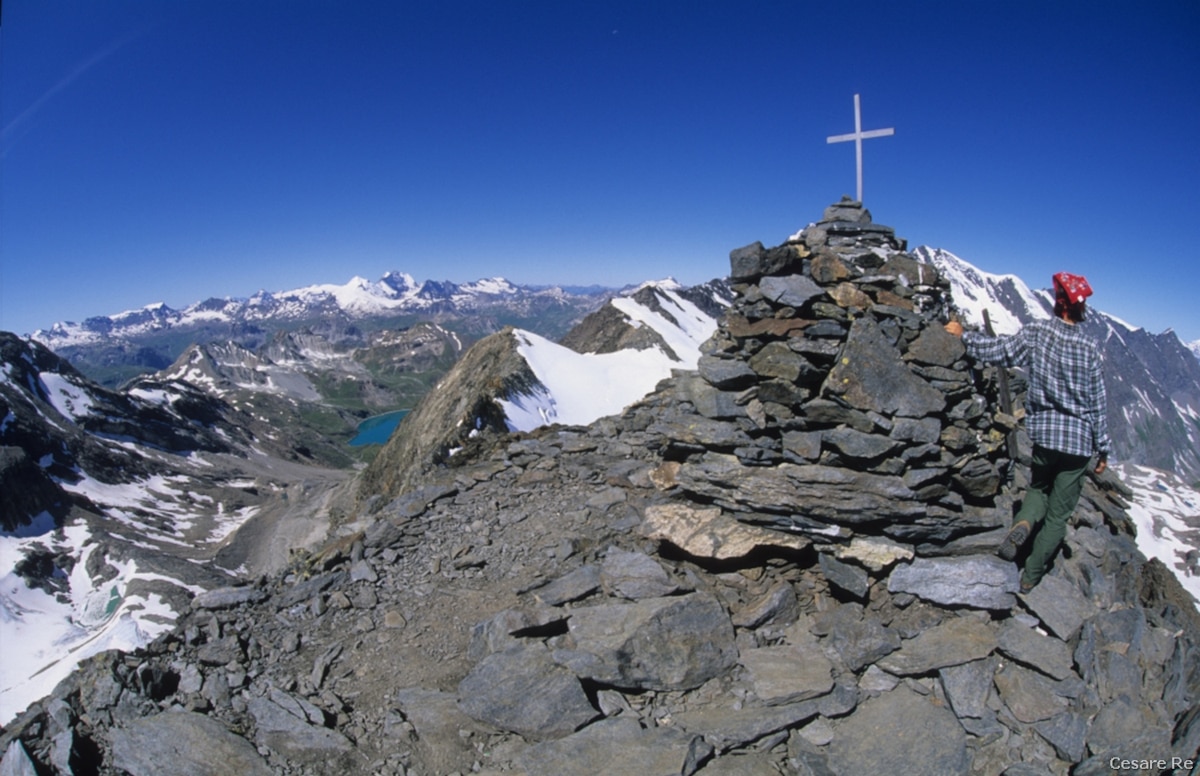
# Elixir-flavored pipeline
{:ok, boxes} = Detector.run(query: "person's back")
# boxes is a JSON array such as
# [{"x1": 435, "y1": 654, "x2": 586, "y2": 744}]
[{"x1": 1020, "y1": 317, "x2": 1107, "y2": 459}]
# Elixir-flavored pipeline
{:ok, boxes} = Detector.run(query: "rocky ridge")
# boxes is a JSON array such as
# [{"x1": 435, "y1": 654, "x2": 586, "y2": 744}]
[{"x1": 3, "y1": 201, "x2": 1199, "y2": 775}]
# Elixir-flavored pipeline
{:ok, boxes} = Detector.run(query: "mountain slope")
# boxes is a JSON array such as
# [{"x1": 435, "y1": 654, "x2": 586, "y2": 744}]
[
  {"x1": 0, "y1": 333, "x2": 355, "y2": 722},
  {"x1": 358, "y1": 280, "x2": 726, "y2": 502}
]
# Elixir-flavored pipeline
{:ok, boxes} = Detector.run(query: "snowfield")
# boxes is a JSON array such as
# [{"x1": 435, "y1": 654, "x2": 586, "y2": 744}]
[
  {"x1": 502, "y1": 282, "x2": 715, "y2": 431},
  {"x1": 1117, "y1": 463, "x2": 1200, "y2": 607}
]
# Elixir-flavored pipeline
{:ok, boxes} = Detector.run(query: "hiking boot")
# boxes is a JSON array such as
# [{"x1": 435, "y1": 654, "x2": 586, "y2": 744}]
[
  {"x1": 1019, "y1": 578, "x2": 1036, "y2": 594},
  {"x1": 996, "y1": 521, "x2": 1031, "y2": 562}
]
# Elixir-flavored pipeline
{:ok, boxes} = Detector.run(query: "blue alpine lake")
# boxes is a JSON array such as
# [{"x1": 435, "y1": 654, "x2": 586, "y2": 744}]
[{"x1": 349, "y1": 410, "x2": 409, "y2": 447}]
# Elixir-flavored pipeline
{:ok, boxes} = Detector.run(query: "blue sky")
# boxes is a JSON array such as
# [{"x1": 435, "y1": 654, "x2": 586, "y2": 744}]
[{"x1": 2, "y1": 1, "x2": 1198, "y2": 342}]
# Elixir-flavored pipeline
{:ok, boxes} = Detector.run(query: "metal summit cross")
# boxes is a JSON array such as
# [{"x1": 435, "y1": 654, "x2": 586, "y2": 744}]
[{"x1": 826, "y1": 93, "x2": 894, "y2": 202}]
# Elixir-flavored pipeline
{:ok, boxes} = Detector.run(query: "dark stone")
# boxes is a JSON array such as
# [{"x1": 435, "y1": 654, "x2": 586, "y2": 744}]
[
  {"x1": 876, "y1": 616, "x2": 996, "y2": 675},
  {"x1": 993, "y1": 663, "x2": 1069, "y2": 723},
  {"x1": 827, "y1": 686, "x2": 970, "y2": 776},
  {"x1": 904, "y1": 327, "x2": 965, "y2": 367},
  {"x1": 997, "y1": 620, "x2": 1076, "y2": 681},
  {"x1": 818, "y1": 553, "x2": 870, "y2": 599},
  {"x1": 1021, "y1": 575, "x2": 1094, "y2": 641},
  {"x1": 698, "y1": 354, "x2": 758, "y2": 389},
  {"x1": 192, "y1": 586, "x2": 266, "y2": 610},
  {"x1": 600, "y1": 548, "x2": 680, "y2": 600},
  {"x1": 1034, "y1": 711, "x2": 1088, "y2": 762},
  {"x1": 819, "y1": 607, "x2": 901, "y2": 672},
  {"x1": 890, "y1": 417, "x2": 942, "y2": 445},
  {"x1": 553, "y1": 593, "x2": 738, "y2": 691},
  {"x1": 939, "y1": 657, "x2": 997, "y2": 719},
  {"x1": 457, "y1": 644, "x2": 599, "y2": 741},
  {"x1": 729, "y1": 242, "x2": 767, "y2": 281},
  {"x1": 821, "y1": 427, "x2": 901, "y2": 464},
  {"x1": 887, "y1": 555, "x2": 1018, "y2": 610},
  {"x1": 533, "y1": 565, "x2": 602, "y2": 606},
  {"x1": 518, "y1": 717, "x2": 711, "y2": 776},
  {"x1": 749, "y1": 342, "x2": 807, "y2": 381},
  {"x1": 824, "y1": 316, "x2": 946, "y2": 418},
  {"x1": 880, "y1": 254, "x2": 941, "y2": 287},
  {"x1": 109, "y1": 711, "x2": 271, "y2": 776},
  {"x1": 759, "y1": 275, "x2": 825, "y2": 310}
]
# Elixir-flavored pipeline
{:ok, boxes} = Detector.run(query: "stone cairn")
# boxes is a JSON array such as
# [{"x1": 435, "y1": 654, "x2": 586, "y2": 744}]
[{"x1": 664, "y1": 196, "x2": 1019, "y2": 574}]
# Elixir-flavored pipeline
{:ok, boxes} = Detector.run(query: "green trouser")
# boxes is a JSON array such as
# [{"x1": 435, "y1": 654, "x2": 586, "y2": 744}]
[{"x1": 1015, "y1": 445, "x2": 1091, "y2": 587}]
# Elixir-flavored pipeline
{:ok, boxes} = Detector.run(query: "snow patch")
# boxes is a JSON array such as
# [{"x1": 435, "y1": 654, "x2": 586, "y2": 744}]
[{"x1": 1118, "y1": 463, "x2": 1200, "y2": 611}]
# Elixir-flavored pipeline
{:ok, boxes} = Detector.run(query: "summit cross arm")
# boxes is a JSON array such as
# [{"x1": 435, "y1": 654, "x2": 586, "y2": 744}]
[{"x1": 826, "y1": 93, "x2": 894, "y2": 203}]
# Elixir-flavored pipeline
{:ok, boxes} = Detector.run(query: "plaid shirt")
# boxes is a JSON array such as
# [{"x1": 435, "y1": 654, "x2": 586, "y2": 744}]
[{"x1": 963, "y1": 318, "x2": 1112, "y2": 458}]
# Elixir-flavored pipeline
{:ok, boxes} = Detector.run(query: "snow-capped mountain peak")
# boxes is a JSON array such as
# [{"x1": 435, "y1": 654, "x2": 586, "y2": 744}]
[
  {"x1": 29, "y1": 272, "x2": 579, "y2": 350},
  {"x1": 912, "y1": 246, "x2": 1048, "y2": 335}
]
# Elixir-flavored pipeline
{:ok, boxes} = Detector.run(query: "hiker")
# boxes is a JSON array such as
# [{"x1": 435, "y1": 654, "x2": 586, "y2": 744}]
[{"x1": 944, "y1": 272, "x2": 1111, "y2": 593}]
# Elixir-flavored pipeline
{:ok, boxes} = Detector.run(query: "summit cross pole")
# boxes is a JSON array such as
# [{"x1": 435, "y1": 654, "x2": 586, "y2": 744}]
[{"x1": 826, "y1": 93, "x2": 894, "y2": 202}]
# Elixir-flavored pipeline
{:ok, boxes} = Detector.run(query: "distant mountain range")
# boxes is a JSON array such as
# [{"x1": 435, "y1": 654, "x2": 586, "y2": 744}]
[{"x1": 31, "y1": 275, "x2": 615, "y2": 387}]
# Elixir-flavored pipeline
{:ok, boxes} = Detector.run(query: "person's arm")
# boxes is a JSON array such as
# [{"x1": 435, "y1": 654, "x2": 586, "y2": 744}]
[
  {"x1": 944, "y1": 322, "x2": 1027, "y2": 368},
  {"x1": 1087, "y1": 353, "x2": 1112, "y2": 473}
]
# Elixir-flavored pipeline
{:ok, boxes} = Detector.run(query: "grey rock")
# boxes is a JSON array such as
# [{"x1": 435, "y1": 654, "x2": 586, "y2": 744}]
[
  {"x1": 993, "y1": 662, "x2": 1069, "y2": 723},
  {"x1": 827, "y1": 686, "x2": 970, "y2": 776},
  {"x1": 823, "y1": 316, "x2": 946, "y2": 418},
  {"x1": 518, "y1": 717, "x2": 712, "y2": 776},
  {"x1": 698, "y1": 354, "x2": 758, "y2": 389},
  {"x1": 820, "y1": 427, "x2": 901, "y2": 464},
  {"x1": 553, "y1": 593, "x2": 738, "y2": 691},
  {"x1": 0, "y1": 741, "x2": 38, "y2": 776},
  {"x1": 600, "y1": 548, "x2": 679, "y2": 600},
  {"x1": 759, "y1": 275, "x2": 825, "y2": 309},
  {"x1": 817, "y1": 553, "x2": 870, "y2": 599},
  {"x1": 680, "y1": 376, "x2": 747, "y2": 420},
  {"x1": 888, "y1": 414, "x2": 940, "y2": 446},
  {"x1": 938, "y1": 657, "x2": 997, "y2": 719},
  {"x1": 468, "y1": 606, "x2": 569, "y2": 659},
  {"x1": 903, "y1": 325, "x2": 965, "y2": 367},
  {"x1": 1020, "y1": 574, "x2": 1094, "y2": 640},
  {"x1": 457, "y1": 644, "x2": 598, "y2": 741},
  {"x1": 673, "y1": 700, "x2": 824, "y2": 753},
  {"x1": 731, "y1": 581, "x2": 800, "y2": 630},
  {"x1": 817, "y1": 606, "x2": 900, "y2": 672},
  {"x1": 887, "y1": 555, "x2": 1019, "y2": 610},
  {"x1": 876, "y1": 616, "x2": 996, "y2": 675},
  {"x1": 997, "y1": 620, "x2": 1076, "y2": 681},
  {"x1": 533, "y1": 565, "x2": 602, "y2": 606},
  {"x1": 677, "y1": 457, "x2": 925, "y2": 526},
  {"x1": 110, "y1": 711, "x2": 271, "y2": 776},
  {"x1": 729, "y1": 241, "x2": 766, "y2": 280},
  {"x1": 393, "y1": 688, "x2": 489, "y2": 776},
  {"x1": 748, "y1": 342, "x2": 809, "y2": 382},
  {"x1": 740, "y1": 643, "x2": 834, "y2": 705},
  {"x1": 1086, "y1": 697, "x2": 1162, "y2": 754},
  {"x1": 781, "y1": 430, "x2": 822, "y2": 461},
  {"x1": 859, "y1": 664, "x2": 901, "y2": 694},
  {"x1": 1034, "y1": 711, "x2": 1088, "y2": 762},
  {"x1": 952, "y1": 457, "x2": 1003, "y2": 500},
  {"x1": 192, "y1": 585, "x2": 266, "y2": 610},
  {"x1": 247, "y1": 693, "x2": 354, "y2": 757}
]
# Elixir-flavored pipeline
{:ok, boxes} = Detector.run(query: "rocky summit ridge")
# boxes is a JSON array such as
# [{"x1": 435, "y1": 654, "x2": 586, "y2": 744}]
[{"x1": 3, "y1": 200, "x2": 1199, "y2": 775}]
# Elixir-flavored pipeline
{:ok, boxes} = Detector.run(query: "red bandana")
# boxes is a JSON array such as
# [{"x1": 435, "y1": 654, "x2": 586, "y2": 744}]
[{"x1": 1053, "y1": 273, "x2": 1093, "y2": 305}]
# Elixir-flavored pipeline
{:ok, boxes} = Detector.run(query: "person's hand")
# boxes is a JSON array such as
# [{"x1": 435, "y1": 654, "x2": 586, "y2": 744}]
[
  {"x1": 1094, "y1": 454, "x2": 1108, "y2": 475},
  {"x1": 944, "y1": 321, "x2": 964, "y2": 337}
]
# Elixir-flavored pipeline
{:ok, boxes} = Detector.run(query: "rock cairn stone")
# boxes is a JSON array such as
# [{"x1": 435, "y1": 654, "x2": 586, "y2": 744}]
[{"x1": 672, "y1": 197, "x2": 1014, "y2": 559}]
